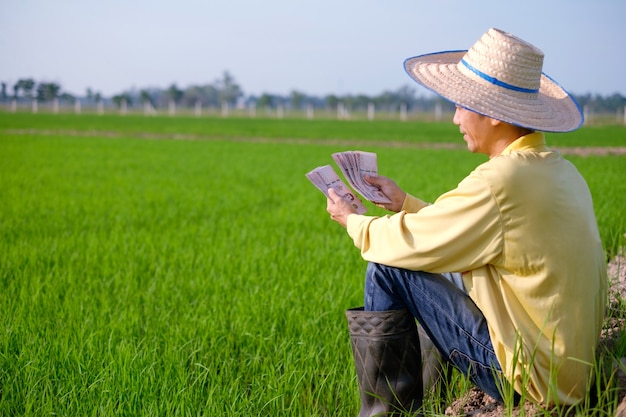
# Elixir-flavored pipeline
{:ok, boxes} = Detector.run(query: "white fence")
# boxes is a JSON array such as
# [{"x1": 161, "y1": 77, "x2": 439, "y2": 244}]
[{"x1": 5, "y1": 99, "x2": 626, "y2": 125}]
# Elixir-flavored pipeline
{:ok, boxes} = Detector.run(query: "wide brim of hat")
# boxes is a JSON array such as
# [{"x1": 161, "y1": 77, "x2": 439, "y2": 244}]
[{"x1": 404, "y1": 51, "x2": 583, "y2": 133}]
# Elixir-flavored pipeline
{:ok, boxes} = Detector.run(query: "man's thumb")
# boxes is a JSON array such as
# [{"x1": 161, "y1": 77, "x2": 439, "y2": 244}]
[{"x1": 365, "y1": 174, "x2": 380, "y2": 185}]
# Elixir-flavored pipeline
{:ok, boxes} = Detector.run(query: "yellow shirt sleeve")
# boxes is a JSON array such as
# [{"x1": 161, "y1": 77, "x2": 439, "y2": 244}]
[
  {"x1": 400, "y1": 194, "x2": 429, "y2": 213},
  {"x1": 346, "y1": 169, "x2": 503, "y2": 273}
]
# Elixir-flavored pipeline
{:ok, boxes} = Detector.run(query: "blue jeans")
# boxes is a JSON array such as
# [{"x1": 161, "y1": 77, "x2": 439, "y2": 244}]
[{"x1": 364, "y1": 262, "x2": 507, "y2": 400}]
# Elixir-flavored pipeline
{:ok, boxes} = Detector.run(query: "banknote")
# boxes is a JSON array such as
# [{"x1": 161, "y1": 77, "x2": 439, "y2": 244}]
[
  {"x1": 331, "y1": 151, "x2": 391, "y2": 203},
  {"x1": 305, "y1": 165, "x2": 367, "y2": 214},
  {"x1": 306, "y1": 151, "x2": 391, "y2": 212}
]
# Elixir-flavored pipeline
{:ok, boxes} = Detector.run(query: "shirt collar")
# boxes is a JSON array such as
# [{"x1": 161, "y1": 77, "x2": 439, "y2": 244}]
[{"x1": 500, "y1": 132, "x2": 548, "y2": 155}]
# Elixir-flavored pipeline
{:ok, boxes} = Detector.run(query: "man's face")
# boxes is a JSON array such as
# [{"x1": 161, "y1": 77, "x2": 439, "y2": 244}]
[{"x1": 453, "y1": 106, "x2": 495, "y2": 157}]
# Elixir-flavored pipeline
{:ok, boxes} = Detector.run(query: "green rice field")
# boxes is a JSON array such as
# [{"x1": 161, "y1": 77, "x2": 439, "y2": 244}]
[{"x1": 1, "y1": 112, "x2": 625, "y2": 415}]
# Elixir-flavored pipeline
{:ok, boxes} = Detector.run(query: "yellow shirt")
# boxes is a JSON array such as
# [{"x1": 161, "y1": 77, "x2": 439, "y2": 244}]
[{"x1": 346, "y1": 133, "x2": 607, "y2": 404}]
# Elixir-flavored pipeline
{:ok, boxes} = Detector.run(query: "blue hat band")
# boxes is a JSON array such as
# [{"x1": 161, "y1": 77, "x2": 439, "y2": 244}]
[{"x1": 461, "y1": 59, "x2": 539, "y2": 94}]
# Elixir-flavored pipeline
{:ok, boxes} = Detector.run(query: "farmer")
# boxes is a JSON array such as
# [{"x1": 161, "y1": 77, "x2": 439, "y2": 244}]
[{"x1": 325, "y1": 28, "x2": 607, "y2": 415}]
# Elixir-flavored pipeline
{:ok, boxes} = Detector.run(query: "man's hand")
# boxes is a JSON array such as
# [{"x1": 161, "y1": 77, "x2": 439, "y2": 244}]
[
  {"x1": 365, "y1": 175, "x2": 406, "y2": 212},
  {"x1": 327, "y1": 188, "x2": 358, "y2": 228}
]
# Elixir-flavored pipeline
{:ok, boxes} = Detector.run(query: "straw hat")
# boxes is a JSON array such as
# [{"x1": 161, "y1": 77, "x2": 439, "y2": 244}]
[{"x1": 404, "y1": 28, "x2": 583, "y2": 132}]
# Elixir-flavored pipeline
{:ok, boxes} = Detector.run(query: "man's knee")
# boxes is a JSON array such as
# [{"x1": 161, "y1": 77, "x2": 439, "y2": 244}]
[{"x1": 366, "y1": 262, "x2": 402, "y2": 291}]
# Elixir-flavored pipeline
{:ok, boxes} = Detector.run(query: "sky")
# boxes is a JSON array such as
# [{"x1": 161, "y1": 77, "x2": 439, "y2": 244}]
[{"x1": 1, "y1": 0, "x2": 625, "y2": 99}]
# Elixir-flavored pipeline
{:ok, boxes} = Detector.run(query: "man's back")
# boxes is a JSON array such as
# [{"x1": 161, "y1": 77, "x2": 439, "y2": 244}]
[{"x1": 468, "y1": 135, "x2": 607, "y2": 403}]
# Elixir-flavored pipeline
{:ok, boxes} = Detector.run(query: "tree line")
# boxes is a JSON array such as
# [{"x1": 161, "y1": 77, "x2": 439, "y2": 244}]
[{"x1": 2, "y1": 71, "x2": 626, "y2": 115}]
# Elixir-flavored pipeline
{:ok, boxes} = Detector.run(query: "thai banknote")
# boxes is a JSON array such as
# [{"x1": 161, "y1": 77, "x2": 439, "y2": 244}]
[
  {"x1": 331, "y1": 151, "x2": 391, "y2": 203},
  {"x1": 305, "y1": 164, "x2": 367, "y2": 214}
]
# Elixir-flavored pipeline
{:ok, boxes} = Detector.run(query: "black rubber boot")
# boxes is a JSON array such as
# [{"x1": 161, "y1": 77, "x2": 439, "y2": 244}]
[
  {"x1": 346, "y1": 307, "x2": 423, "y2": 417},
  {"x1": 418, "y1": 324, "x2": 448, "y2": 394}
]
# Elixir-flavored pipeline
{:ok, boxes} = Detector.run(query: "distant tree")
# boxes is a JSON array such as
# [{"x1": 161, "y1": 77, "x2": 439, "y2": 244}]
[
  {"x1": 569, "y1": 93, "x2": 626, "y2": 114},
  {"x1": 596, "y1": 93, "x2": 626, "y2": 113},
  {"x1": 140, "y1": 89, "x2": 156, "y2": 108},
  {"x1": 1, "y1": 82, "x2": 6, "y2": 100},
  {"x1": 353, "y1": 94, "x2": 370, "y2": 110},
  {"x1": 19, "y1": 78, "x2": 36, "y2": 97},
  {"x1": 395, "y1": 85, "x2": 416, "y2": 109},
  {"x1": 36, "y1": 82, "x2": 61, "y2": 101},
  {"x1": 257, "y1": 93, "x2": 275, "y2": 110},
  {"x1": 180, "y1": 85, "x2": 202, "y2": 107},
  {"x1": 325, "y1": 94, "x2": 339, "y2": 110},
  {"x1": 341, "y1": 95, "x2": 356, "y2": 110},
  {"x1": 289, "y1": 90, "x2": 306, "y2": 110},
  {"x1": 59, "y1": 92, "x2": 75, "y2": 103},
  {"x1": 216, "y1": 71, "x2": 243, "y2": 107},
  {"x1": 180, "y1": 85, "x2": 220, "y2": 108},
  {"x1": 112, "y1": 93, "x2": 132, "y2": 108},
  {"x1": 165, "y1": 84, "x2": 183, "y2": 104},
  {"x1": 374, "y1": 91, "x2": 397, "y2": 111},
  {"x1": 202, "y1": 85, "x2": 220, "y2": 107},
  {"x1": 13, "y1": 78, "x2": 35, "y2": 98}
]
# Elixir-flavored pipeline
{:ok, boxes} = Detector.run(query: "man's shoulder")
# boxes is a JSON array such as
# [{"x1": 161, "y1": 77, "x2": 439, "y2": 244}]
[
  {"x1": 478, "y1": 148, "x2": 561, "y2": 174},
  {"x1": 469, "y1": 150, "x2": 564, "y2": 193}
]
